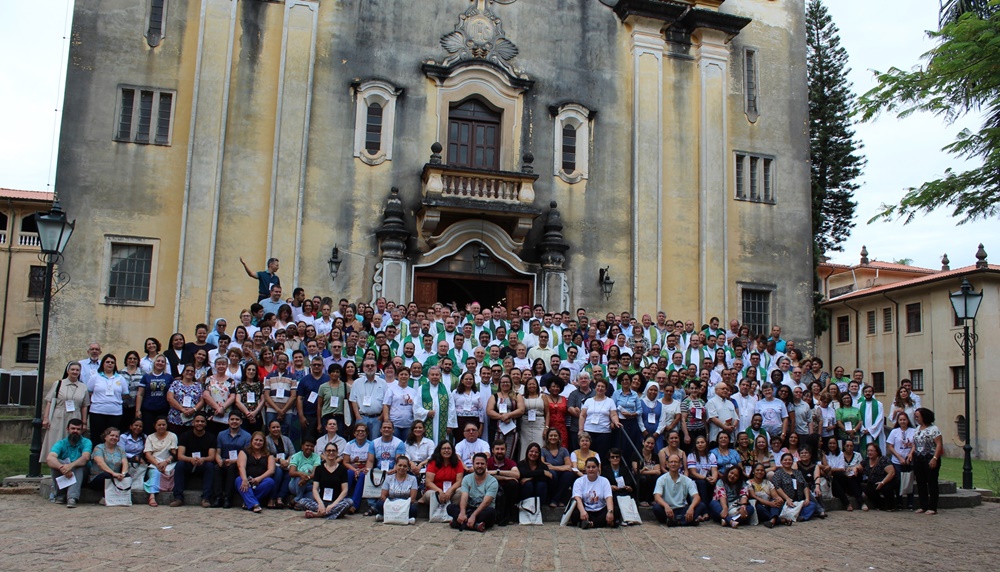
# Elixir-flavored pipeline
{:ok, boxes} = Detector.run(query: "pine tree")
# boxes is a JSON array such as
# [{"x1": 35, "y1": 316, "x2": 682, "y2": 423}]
[{"x1": 807, "y1": 0, "x2": 865, "y2": 258}]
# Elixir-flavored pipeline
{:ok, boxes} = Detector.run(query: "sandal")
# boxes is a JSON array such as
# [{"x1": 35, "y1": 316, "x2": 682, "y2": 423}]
[
  {"x1": 252, "y1": 505, "x2": 263, "y2": 513},
  {"x1": 275, "y1": 499, "x2": 286, "y2": 509},
  {"x1": 305, "y1": 510, "x2": 318, "y2": 519},
  {"x1": 363, "y1": 509, "x2": 377, "y2": 517},
  {"x1": 862, "y1": 505, "x2": 869, "y2": 512},
  {"x1": 148, "y1": 496, "x2": 158, "y2": 507},
  {"x1": 925, "y1": 510, "x2": 937, "y2": 515},
  {"x1": 846, "y1": 504, "x2": 854, "y2": 512},
  {"x1": 914, "y1": 508, "x2": 925, "y2": 514}
]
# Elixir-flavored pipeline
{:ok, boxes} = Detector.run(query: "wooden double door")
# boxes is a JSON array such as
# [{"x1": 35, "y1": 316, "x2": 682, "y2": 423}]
[{"x1": 413, "y1": 271, "x2": 532, "y2": 313}]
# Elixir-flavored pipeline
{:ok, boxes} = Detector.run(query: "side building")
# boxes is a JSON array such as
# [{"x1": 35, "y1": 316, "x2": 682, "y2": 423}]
[
  {"x1": 818, "y1": 247, "x2": 1000, "y2": 460},
  {"x1": 50, "y1": 1, "x2": 813, "y2": 377}
]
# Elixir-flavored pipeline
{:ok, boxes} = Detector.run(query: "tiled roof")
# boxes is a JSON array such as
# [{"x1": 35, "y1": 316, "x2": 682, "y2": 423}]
[
  {"x1": 824, "y1": 263, "x2": 1000, "y2": 303},
  {"x1": 0, "y1": 188, "x2": 55, "y2": 202},
  {"x1": 819, "y1": 260, "x2": 936, "y2": 276}
]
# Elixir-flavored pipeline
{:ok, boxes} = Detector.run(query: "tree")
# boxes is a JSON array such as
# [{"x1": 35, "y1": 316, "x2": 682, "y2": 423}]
[
  {"x1": 859, "y1": 3, "x2": 1000, "y2": 225},
  {"x1": 807, "y1": 0, "x2": 865, "y2": 257},
  {"x1": 939, "y1": 0, "x2": 997, "y2": 27}
]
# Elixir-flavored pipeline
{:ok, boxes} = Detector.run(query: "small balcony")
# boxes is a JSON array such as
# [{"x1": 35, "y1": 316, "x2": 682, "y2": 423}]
[{"x1": 18, "y1": 233, "x2": 39, "y2": 247}]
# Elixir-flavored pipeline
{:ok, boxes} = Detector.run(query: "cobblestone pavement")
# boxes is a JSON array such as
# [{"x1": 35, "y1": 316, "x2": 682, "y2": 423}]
[{"x1": 0, "y1": 496, "x2": 996, "y2": 571}]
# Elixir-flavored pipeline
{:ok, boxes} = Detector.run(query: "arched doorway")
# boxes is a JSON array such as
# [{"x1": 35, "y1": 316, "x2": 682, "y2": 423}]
[{"x1": 413, "y1": 242, "x2": 532, "y2": 312}]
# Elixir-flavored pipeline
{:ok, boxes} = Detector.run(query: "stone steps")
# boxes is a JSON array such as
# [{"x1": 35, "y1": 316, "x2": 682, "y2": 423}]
[{"x1": 39, "y1": 477, "x2": 981, "y2": 518}]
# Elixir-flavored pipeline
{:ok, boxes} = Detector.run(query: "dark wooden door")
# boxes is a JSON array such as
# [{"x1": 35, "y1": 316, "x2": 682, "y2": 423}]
[
  {"x1": 413, "y1": 277, "x2": 438, "y2": 312},
  {"x1": 506, "y1": 283, "x2": 531, "y2": 314}
]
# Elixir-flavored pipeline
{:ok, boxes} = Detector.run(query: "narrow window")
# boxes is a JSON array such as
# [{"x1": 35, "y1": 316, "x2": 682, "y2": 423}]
[
  {"x1": 906, "y1": 303, "x2": 922, "y2": 333},
  {"x1": 866, "y1": 310, "x2": 876, "y2": 335},
  {"x1": 735, "y1": 154, "x2": 745, "y2": 198},
  {"x1": 951, "y1": 366, "x2": 966, "y2": 390},
  {"x1": 147, "y1": 0, "x2": 165, "y2": 47},
  {"x1": 562, "y1": 125, "x2": 577, "y2": 173},
  {"x1": 118, "y1": 88, "x2": 135, "y2": 140},
  {"x1": 745, "y1": 49, "x2": 759, "y2": 118},
  {"x1": 365, "y1": 103, "x2": 383, "y2": 154},
  {"x1": 908, "y1": 369, "x2": 924, "y2": 392},
  {"x1": 135, "y1": 90, "x2": 154, "y2": 143},
  {"x1": 28, "y1": 266, "x2": 46, "y2": 299},
  {"x1": 883, "y1": 307, "x2": 893, "y2": 333},
  {"x1": 762, "y1": 158, "x2": 773, "y2": 201},
  {"x1": 155, "y1": 92, "x2": 172, "y2": 144},
  {"x1": 836, "y1": 315, "x2": 850, "y2": 343},
  {"x1": 749, "y1": 157, "x2": 759, "y2": 199},
  {"x1": 872, "y1": 372, "x2": 885, "y2": 394}
]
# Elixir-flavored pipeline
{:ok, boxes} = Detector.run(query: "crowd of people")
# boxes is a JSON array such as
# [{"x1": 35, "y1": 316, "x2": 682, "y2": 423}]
[{"x1": 40, "y1": 259, "x2": 947, "y2": 529}]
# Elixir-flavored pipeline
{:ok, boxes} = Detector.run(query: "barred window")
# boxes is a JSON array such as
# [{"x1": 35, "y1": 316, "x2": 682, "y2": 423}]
[
  {"x1": 883, "y1": 307, "x2": 893, "y2": 333},
  {"x1": 28, "y1": 265, "x2": 46, "y2": 299},
  {"x1": 734, "y1": 152, "x2": 775, "y2": 204},
  {"x1": 116, "y1": 87, "x2": 174, "y2": 145},
  {"x1": 16, "y1": 334, "x2": 40, "y2": 364},
  {"x1": 741, "y1": 289, "x2": 770, "y2": 338},
  {"x1": 908, "y1": 369, "x2": 924, "y2": 392},
  {"x1": 108, "y1": 243, "x2": 153, "y2": 302},
  {"x1": 872, "y1": 372, "x2": 885, "y2": 394},
  {"x1": 866, "y1": 310, "x2": 876, "y2": 336},
  {"x1": 744, "y1": 48, "x2": 759, "y2": 121},
  {"x1": 365, "y1": 103, "x2": 383, "y2": 154},
  {"x1": 836, "y1": 315, "x2": 850, "y2": 343}
]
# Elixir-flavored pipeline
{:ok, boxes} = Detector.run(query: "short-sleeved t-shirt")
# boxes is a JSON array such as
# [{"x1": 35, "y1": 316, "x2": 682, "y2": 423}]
[
  {"x1": 573, "y1": 475, "x2": 612, "y2": 512},
  {"x1": 50, "y1": 436, "x2": 93, "y2": 463},
  {"x1": 90, "y1": 443, "x2": 124, "y2": 475},
  {"x1": 256, "y1": 271, "x2": 280, "y2": 300},
  {"x1": 372, "y1": 437, "x2": 407, "y2": 472},
  {"x1": 756, "y1": 399, "x2": 788, "y2": 434},
  {"x1": 427, "y1": 459, "x2": 465, "y2": 489},
  {"x1": 459, "y1": 473, "x2": 499, "y2": 508},
  {"x1": 144, "y1": 432, "x2": 178, "y2": 462},
  {"x1": 139, "y1": 372, "x2": 172, "y2": 412},
  {"x1": 542, "y1": 446, "x2": 571, "y2": 467},
  {"x1": 178, "y1": 430, "x2": 214, "y2": 459},
  {"x1": 343, "y1": 439, "x2": 375, "y2": 467},
  {"x1": 314, "y1": 462, "x2": 348, "y2": 500},
  {"x1": 289, "y1": 451, "x2": 322, "y2": 475},
  {"x1": 382, "y1": 473, "x2": 418, "y2": 499}
]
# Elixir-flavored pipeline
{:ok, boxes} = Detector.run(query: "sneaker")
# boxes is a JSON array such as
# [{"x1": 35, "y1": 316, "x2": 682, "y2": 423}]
[
  {"x1": 67, "y1": 499, "x2": 77, "y2": 509},
  {"x1": 475, "y1": 522, "x2": 487, "y2": 533},
  {"x1": 408, "y1": 517, "x2": 416, "y2": 525},
  {"x1": 169, "y1": 499, "x2": 184, "y2": 507},
  {"x1": 375, "y1": 514, "x2": 383, "y2": 522}
]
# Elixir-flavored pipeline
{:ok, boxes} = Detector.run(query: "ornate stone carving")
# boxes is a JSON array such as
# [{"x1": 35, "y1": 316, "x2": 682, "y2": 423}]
[
  {"x1": 375, "y1": 187, "x2": 412, "y2": 259},
  {"x1": 538, "y1": 201, "x2": 570, "y2": 270},
  {"x1": 438, "y1": 1, "x2": 523, "y2": 78}
]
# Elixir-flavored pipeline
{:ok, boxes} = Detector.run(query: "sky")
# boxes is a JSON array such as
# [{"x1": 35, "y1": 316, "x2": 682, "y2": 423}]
[{"x1": 0, "y1": 0, "x2": 996, "y2": 270}]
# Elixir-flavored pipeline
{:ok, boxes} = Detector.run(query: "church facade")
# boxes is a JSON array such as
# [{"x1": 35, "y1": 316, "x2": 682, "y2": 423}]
[{"x1": 51, "y1": 0, "x2": 813, "y2": 367}]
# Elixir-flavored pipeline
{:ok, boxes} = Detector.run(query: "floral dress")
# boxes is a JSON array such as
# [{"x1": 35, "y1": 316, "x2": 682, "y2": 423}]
[{"x1": 168, "y1": 380, "x2": 204, "y2": 426}]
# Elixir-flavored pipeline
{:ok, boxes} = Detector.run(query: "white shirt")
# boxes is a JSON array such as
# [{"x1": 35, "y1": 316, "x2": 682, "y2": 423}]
[
  {"x1": 455, "y1": 438, "x2": 490, "y2": 468},
  {"x1": 706, "y1": 395, "x2": 737, "y2": 443},
  {"x1": 733, "y1": 393, "x2": 758, "y2": 433},
  {"x1": 572, "y1": 475, "x2": 612, "y2": 512},
  {"x1": 582, "y1": 397, "x2": 616, "y2": 433}
]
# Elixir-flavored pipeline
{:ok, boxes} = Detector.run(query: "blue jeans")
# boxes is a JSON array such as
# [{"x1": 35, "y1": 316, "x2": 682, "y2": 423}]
[
  {"x1": 348, "y1": 469, "x2": 367, "y2": 510},
  {"x1": 290, "y1": 476, "x2": 313, "y2": 502},
  {"x1": 756, "y1": 502, "x2": 780, "y2": 522},
  {"x1": 394, "y1": 426, "x2": 411, "y2": 441},
  {"x1": 521, "y1": 480, "x2": 548, "y2": 502},
  {"x1": 272, "y1": 466, "x2": 290, "y2": 501},
  {"x1": 360, "y1": 415, "x2": 382, "y2": 440},
  {"x1": 174, "y1": 460, "x2": 216, "y2": 500},
  {"x1": 235, "y1": 476, "x2": 275, "y2": 509},
  {"x1": 548, "y1": 471, "x2": 575, "y2": 505}
]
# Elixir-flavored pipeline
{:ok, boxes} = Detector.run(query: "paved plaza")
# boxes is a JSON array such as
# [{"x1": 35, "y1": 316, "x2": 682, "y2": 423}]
[{"x1": 0, "y1": 496, "x2": 996, "y2": 571}]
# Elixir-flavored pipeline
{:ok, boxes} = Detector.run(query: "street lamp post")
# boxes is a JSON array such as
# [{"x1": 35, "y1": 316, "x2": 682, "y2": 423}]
[
  {"x1": 949, "y1": 278, "x2": 982, "y2": 490},
  {"x1": 26, "y1": 200, "x2": 75, "y2": 478}
]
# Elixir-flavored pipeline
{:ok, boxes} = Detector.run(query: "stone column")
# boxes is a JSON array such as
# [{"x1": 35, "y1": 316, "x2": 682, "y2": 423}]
[
  {"x1": 538, "y1": 201, "x2": 570, "y2": 312},
  {"x1": 374, "y1": 188, "x2": 412, "y2": 305}
]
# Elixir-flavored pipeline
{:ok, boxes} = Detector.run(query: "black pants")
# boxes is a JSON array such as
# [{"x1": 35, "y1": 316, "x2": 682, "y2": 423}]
[
  {"x1": 832, "y1": 472, "x2": 864, "y2": 508},
  {"x1": 913, "y1": 455, "x2": 940, "y2": 511},
  {"x1": 214, "y1": 462, "x2": 240, "y2": 504},
  {"x1": 89, "y1": 413, "x2": 122, "y2": 443},
  {"x1": 447, "y1": 503, "x2": 497, "y2": 530},
  {"x1": 175, "y1": 461, "x2": 216, "y2": 501},
  {"x1": 590, "y1": 431, "x2": 614, "y2": 463},
  {"x1": 864, "y1": 475, "x2": 897, "y2": 510},
  {"x1": 569, "y1": 505, "x2": 612, "y2": 528},
  {"x1": 494, "y1": 479, "x2": 520, "y2": 525},
  {"x1": 638, "y1": 474, "x2": 659, "y2": 504},
  {"x1": 140, "y1": 409, "x2": 169, "y2": 435}
]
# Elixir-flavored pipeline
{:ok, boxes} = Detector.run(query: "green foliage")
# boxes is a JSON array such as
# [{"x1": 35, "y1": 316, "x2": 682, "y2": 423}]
[
  {"x1": 0, "y1": 444, "x2": 30, "y2": 480},
  {"x1": 808, "y1": 0, "x2": 865, "y2": 257},
  {"x1": 859, "y1": 3, "x2": 1000, "y2": 224},
  {"x1": 939, "y1": 0, "x2": 998, "y2": 28}
]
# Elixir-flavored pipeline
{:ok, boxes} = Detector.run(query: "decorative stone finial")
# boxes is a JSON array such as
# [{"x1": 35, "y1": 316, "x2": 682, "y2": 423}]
[
  {"x1": 860, "y1": 245, "x2": 869, "y2": 265},
  {"x1": 521, "y1": 152, "x2": 534, "y2": 174},
  {"x1": 976, "y1": 243, "x2": 988, "y2": 268},
  {"x1": 430, "y1": 142, "x2": 443, "y2": 165},
  {"x1": 537, "y1": 200, "x2": 569, "y2": 270},
  {"x1": 941, "y1": 253, "x2": 950, "y2": 271},
  {"x1": 375, "y1": 187, "x2": 411, "y2": 259}
]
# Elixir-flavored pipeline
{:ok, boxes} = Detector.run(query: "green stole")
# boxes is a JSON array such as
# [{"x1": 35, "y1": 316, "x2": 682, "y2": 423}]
[
  {"x1": 421, "y1": 381, "x2": 451, "y2": 443},
  {"x1": 858, "y1": 398, "x2": 883, "y2": 448}
]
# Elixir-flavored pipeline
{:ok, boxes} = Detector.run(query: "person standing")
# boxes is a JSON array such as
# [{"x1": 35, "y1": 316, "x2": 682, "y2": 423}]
[
  {"x1": 87, "y1": 354, "x2": 126, "y2": 441},
  {"x1": 349, "y1": 359, "x2": 387, "y2": 438},
  {"x1": 912, "y1": 407, "x2": 944, "y2": 515},
  {"x1": 41, "y1": 362, "x2": 91, "y2": 462},
  {"x1": 241, "y1": 256, "x2": 280, "y2": 302}
]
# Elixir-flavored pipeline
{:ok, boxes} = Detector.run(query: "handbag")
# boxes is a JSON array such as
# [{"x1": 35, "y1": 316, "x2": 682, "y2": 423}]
[
  {"x1": 518, "y1": 497, "x2": 543, "y2": 525},
  {"x1": 363, "y1": 468, "x2": 387, "y2": 499},
  {"x1": 383, "y1": 498, "x2": 411, "y2": 525},
  {"x1": 779, "y1": 500, "x2": 803, "y2": 523},
  {"x1": 559, "y1": 502, "x2": 574, "y2": 526},
  {"x1": 898, "y1": 464, "x2": 914, "y2": 495},
  {"x1": 128, "y1": 463, "x2": 149, "y2": 492},
  {"x1": 617, "y1": 496, "x2": 642, "y2": 525},
  {"x1": 105, "y1": 476, "x2": 133, "y2": 507},
  {"x1": 429, "y1": 494, "x2": 453, "y2": 523}
]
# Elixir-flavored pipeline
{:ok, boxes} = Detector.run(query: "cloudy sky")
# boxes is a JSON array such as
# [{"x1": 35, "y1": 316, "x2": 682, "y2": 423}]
[{"x1": 0, "y1": 0, "x2": 996, "y2": 269}]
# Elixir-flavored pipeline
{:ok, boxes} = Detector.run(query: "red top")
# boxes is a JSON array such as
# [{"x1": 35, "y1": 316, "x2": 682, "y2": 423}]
[
  {"x1": 487, "y1": 457, "x2": 516, "y2": 471},
  {"x1": 427, "y1": 459, "x2": 465, "y2": 488}
]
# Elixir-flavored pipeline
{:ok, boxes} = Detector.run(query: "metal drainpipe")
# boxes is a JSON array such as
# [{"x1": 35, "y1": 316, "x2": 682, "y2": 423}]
[
  {"x1": 0, "y1": 199, "x2": 16, "y2": 360},
  {"x1": 842, "y1": 299, "x2": 861, "y2": 370},
  {"x1": 882, "y1": 291, "x2": 901, "y2": 387}
]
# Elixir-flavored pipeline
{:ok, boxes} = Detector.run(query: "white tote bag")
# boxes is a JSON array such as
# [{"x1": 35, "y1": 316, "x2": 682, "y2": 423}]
[
  {"x1": 617, "y1": 496, "x2": 642, "y2": 525},
  {"x1": 105, "y1": 476, "x2": 133, "y2": 507},
  {"x1": 779, "y1": 500, "x2": 803, "y2": 523},
  {"x1": 383, "y1": 498, "x2": 411, "y2": 525},
  {"x1": 429, "y1": 494, "x2": 453, "y2": 523},
  {"x1": 518, "y1": 497, "x2": 543, "y2": 526},
  {"x1": 363, "y1": 469, "x2": 387, "y2": 499},
  {"x1": 559, "y1": 502, "x2": 574, "y2": 526}
]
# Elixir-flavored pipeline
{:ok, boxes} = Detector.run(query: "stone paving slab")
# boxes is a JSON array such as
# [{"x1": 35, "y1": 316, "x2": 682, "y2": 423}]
[{"x1": 0, "y1": 496, "x2": 995, "y2": 571}]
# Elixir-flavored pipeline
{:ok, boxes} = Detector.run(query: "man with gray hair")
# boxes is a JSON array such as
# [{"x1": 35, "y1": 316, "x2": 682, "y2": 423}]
[{"x1": 567, "y1": 371, "x2": 595, "y2": 451}]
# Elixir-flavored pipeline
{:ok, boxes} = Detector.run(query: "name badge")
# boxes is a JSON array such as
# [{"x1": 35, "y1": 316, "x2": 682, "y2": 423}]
[
  {"x1": 65, "y1": 401, "x2": 75, "y2": 413},
  {"x1": 443, "y1": 481, "x2": 452, "y2": 491},
  {"x1": 616, "y1": 476, "x2": 625, "y2": 488},
  {"x1": 362, "y1": 395, "x2": 372, "y2": 408},
  {"x1": 381, "y1": 460, "x2": 392, "y2": 471},
  {"x1": 182, "y1": 396, "x2": 193, "y2": 408},
  {"x1": 694, "y1": 409, "x2": 702, "y2": 420},
  {"x1": 499, "y1": 402, "x2": 508, "y2": 414},
  {"x1": 330, "y1": 396, "x2": 340, "y2": 409},
  {"x1": 527, "y1": 410, "x2": 537, "y2": 422},
  {"x1": 792, "y1": 479, "x2": 798, "y2": 490},
  {"x1": 246, "y1": 392, "x2": 256, "y2": 404},
  {"x1": 647, "y1": 413, "x2": 657, "y2": 425},
  {"x1": 228, "y1": 450, "x2": 238, "y2": 461},
  {"x1": 105, "y1": 383, "x2": 115, "y2": 396},
  {"x1": 277, "y1": 453, "x2": 286, "y2": 461},
  {"x1": 844, "y1": 421, "x2": 853, "y2": 432},
  {"x1": 322, "y1": 488, "x2": 334, "y2": 501},
  {"x1": 307, "y1": 391, "x2": 318, "y2": 404},
  {"x1": 192, "y1": 452, "x2": 201, "y2": 459},
  {"x1": 275, "y1": 387, "x2": 287, "y2": 399}
]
